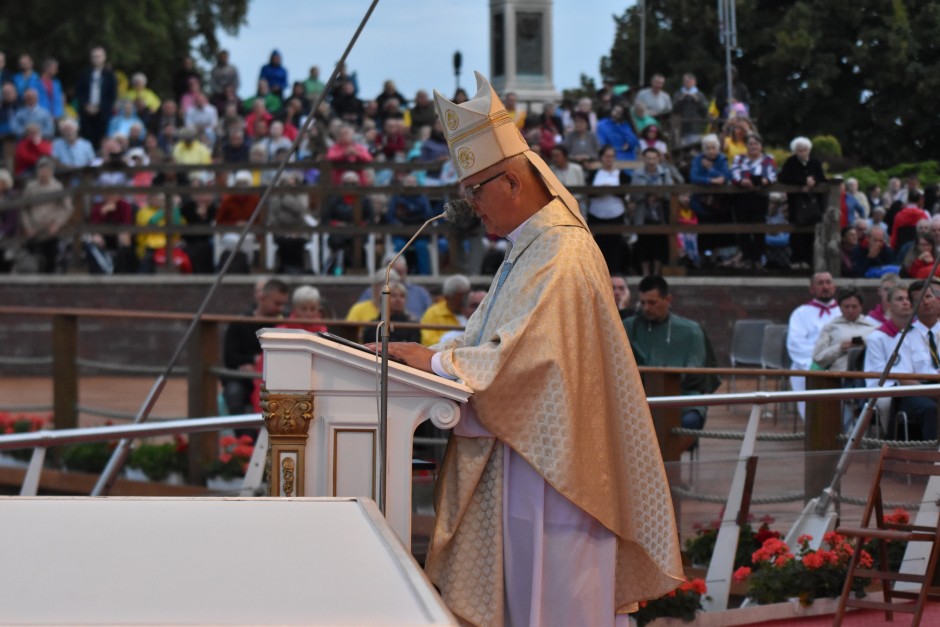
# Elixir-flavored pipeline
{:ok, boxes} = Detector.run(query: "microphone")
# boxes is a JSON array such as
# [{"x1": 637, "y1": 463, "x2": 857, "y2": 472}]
[
  {"x1": 442, "y1": 198, "x2": 480, "y2": 229},
  {"x1": 384, "y1": 213, "x2": 446, "y2": 287},
  {"x1": 377, "y1": 210, "x2": 447, "y2": 515}
]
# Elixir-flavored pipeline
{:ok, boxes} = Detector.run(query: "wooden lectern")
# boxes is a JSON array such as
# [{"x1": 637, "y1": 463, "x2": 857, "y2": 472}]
[{"x1": 258, "y1": 329, "x2": 471, "y2": 548}]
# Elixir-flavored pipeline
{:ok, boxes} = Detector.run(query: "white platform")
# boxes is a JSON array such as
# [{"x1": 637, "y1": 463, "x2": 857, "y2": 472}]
[{"x1": 0, "y1": 496, "x2": 456, "y2": 626}]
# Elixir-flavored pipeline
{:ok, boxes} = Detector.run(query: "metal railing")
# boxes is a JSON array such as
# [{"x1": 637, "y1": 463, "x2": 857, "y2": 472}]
[{"x1": 0, "y1": 413, "x2": 264, "y2": 497}]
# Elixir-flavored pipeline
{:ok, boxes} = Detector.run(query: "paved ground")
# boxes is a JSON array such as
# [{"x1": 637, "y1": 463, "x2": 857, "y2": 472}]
[
  {"x1": 4, "y1": 373, "x2": 936, "y2": 621},
  {"x1": 1, "y1": 373, "x2": 905, "y2": 541},
  {"x1": 3, "y1": 375, "x2": 189, "y2": 426}
]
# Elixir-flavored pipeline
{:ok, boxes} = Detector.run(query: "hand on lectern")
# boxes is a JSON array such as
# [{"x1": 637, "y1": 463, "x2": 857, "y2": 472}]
[{"x1": 365, "y1": 341, "x2": 435, "y2": 373}]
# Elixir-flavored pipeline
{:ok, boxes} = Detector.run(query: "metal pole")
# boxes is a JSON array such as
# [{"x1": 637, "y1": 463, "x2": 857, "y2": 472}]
[
  {"x1": 378, "y1": 213, "x2": 445, "y2": 515},
  {"x1": 638, "y1": 0, "x2": 646, "y2": 89},
  {"x1": 724, "y1": 0, "x2": 734, "y2": 117},
  {"x1": 378, "y1": 286, "x2": 390, "y2": 514},
  {"x1": 90, "y1": 0, "x2": 384, "y2": 496},
  {"x1": 814, "y1": 253, "x2": 940, "y2": 515},
  {"x1": 453, "y1": 50, "x2": 462, "y2": 93}
]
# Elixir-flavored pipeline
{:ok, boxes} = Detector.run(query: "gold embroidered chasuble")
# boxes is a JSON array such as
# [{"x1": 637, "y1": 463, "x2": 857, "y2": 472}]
[{"x1": 425, "y1": 198, "x2": 684, "y2": 626}]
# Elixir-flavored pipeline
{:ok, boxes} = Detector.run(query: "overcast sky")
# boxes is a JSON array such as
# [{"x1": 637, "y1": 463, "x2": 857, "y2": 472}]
[{"x1": 217, "y1": 1, "x2": 631, "y2": 101}]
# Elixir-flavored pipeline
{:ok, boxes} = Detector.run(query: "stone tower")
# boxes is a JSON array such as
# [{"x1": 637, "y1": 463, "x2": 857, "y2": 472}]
[{"x1": 489, "y1": 0, "x2": 559, "y2": 106}]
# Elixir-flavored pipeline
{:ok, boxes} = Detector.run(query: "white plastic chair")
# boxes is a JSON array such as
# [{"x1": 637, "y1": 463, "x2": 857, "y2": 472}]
[
  {"x1": 264, "y1": 216, "x2": 324, "y2": 274},
  {"x1": 213, "y1": 231, "x2": 260, "y2": 268}
]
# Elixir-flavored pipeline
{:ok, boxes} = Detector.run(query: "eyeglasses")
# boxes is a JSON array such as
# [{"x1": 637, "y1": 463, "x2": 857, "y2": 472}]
[{"x1": 462, "y1": 171, "x2": 506, "y2": 201}]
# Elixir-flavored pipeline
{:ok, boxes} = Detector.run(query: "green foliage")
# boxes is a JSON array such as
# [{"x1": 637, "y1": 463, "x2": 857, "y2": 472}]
[
  {"x1": 128, "y1": 440, "x2": 187, "y2": 481},
  {"x1": 633, "y1": 579, "x2": 707, "y2": 627},
  {"x1": 684, "y1": 518, "x2": 780, "y2": 570},
  {"x1": 205, "y1": 434, "x2": 254, "y2": 480},
  {"x1": 62, "y1": 442, "x2": 113, "y2": 474},
  {"x1": 766, "y1": 147, "x2": 791, "y2": 170},
  {"x1": 560, "y1": 74, "x2": 598, "y2": 104},
  {"x1": 885, "y1": 160, "x2": 940, "y2": 184},
  {"x1": 810, "y1": 135, "x2": 842, "y2": 160},
  {"x1": 0, "y1": 413, "x2": 49, "y2": 461},
  {"x1": 602, "y1": 1, "x2": 940, "y2": 167},
  {"x1": 839, "y1": 160, "x2": 940, "y2": 191},
  {"x1": 840, "y1": 166, "x2": 883, "y2": 192},
  {"x1": 0, "y1": 0, "x2": 249, "y2": 95},
  {"x1": 739, "y1": 533, "x2": 869, "y2": 606}
]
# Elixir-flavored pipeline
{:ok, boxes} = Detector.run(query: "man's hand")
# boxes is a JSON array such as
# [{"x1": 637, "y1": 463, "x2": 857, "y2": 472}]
[{"x1": 364, "y1": 341, "x2": 435, "y2": 373}]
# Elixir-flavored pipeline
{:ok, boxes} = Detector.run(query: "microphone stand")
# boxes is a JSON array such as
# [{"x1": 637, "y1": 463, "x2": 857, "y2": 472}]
[{"x1": 377, "y1": 213, "x2": 445, "y2": 515}]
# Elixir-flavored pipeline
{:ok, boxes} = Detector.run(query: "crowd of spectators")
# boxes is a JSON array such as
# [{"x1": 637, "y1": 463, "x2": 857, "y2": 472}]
[{"x1": 0, "y1": 46, "x2": 933, "y2": 278}]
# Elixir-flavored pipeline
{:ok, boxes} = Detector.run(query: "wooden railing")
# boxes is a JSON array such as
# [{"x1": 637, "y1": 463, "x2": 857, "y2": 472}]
[
  {"x1": 1, "y1": 159, "x2": 841, "y2": 275},
  {"x1": 2, "y1": 305, "x2": 931, "y2": 491}
]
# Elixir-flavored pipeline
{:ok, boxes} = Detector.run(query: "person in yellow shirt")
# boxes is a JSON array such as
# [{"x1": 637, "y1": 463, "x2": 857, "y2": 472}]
[
  {"x1": 420, "y1": 274, "x2": 470, "y2": 346},
  {"x1": 172, "y1": 127, "x2": 212, "y2": 165},
  {"x1": 345, "y1": 269, "x2": 400, "y2": 342},
  {"x1": 504, "y1": 91, "x2": 526, "y2": 129},
  {"x1": 135, "y1": 191, "x2": 181, "y2": 273},
  {"x1": 125, "y1": 72, "x2": 162, "y2": 114}
]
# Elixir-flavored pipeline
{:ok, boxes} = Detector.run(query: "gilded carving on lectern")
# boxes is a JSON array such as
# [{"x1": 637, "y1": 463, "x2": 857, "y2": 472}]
[
  {"x1": 261, "y1": 390, "x2": 314, "y2": 434},
  {"x1": 281, "y1": 457, "x2": 295, "y2": 497}
]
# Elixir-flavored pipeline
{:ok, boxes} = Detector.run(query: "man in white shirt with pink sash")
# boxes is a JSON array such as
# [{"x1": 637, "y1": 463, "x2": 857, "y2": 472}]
[
  {"x1": 787, "y1": 271, "x2": 839, "y2": 417},
  {"x1": 379, "y1": 72, "x2": 683, "y2": 627}
]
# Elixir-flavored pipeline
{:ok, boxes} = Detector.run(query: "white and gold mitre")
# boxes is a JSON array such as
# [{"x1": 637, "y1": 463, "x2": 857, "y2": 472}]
[
  {"x1": 432, "y1": 71, "x2": 527, "y2": 180},
  {"x1": 433, "y1": 71, "x2": 584, "y2": 225}
]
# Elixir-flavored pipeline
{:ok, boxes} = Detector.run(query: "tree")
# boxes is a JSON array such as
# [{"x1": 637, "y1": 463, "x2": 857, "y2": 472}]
[
  {"x1": 601, "y1": 1, "x2": 940, "y2": 168},
  {"x1": 0, "y1": 0, "x2": 249, "y2": 97}
]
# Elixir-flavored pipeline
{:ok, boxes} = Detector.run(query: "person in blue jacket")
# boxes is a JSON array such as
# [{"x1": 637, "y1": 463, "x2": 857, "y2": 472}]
[
  {"x1": 689, "y1": 133, "x2": 733, "y2": 260},
  {"x1": 259, "y1": 50, "x2": 288, "y2": 100},
  {"x1": 595, "y1": 104, "x2": 639, "y2": 161}
]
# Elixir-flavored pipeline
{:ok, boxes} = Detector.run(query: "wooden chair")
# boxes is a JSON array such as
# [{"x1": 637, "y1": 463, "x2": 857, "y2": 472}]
[{"x1": 833, "y1": 446, "x2": 940, "y2": 625}]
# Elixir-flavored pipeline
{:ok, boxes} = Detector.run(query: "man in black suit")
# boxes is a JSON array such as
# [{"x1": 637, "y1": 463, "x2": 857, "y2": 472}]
[{"x1": 75, "y1": 46, "x2": 116, "y2": 149}]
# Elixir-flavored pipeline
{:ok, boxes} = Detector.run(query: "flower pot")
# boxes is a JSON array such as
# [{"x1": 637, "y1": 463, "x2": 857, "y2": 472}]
[
  {"x1": 660, "y1": 595, "x2": 861, "y2": 626},
  {"x1": 645, "y1": 615, "x2": 699, "y2": 627},
  {"x1": 206, "y1": 476, "x2": 244, "y2": 492},
  {"x1": 125, "y1": 467, "x2": 149, "y2": 482},
  {"x1": 162, "y1": 471, "x2": 185, "y2": 486},
  {"x1": 0, "y1": 452, "x2": 29, "y2": 468}
]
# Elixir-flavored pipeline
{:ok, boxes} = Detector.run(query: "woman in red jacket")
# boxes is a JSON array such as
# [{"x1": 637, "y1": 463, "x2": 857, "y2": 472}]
[{"x1": 902, "y1": 233, "x2": 940, "y2": 279}]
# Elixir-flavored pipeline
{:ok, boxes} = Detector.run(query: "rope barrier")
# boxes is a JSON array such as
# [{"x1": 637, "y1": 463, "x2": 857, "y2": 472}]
[
  {"x1": 0, "y1": 404, "x2": 53, "y2": 413},
  {"x1": 835, "y1": 434, "x2": 939, "y2": 449},
  {"x1": 0, "y1": 355, "x2": 53, "y2": 366},
  {"x1": 838, "y1": 494, "x2": 923, "y2": 510},
  {"x1": 671, "y1": 484, "x2": 805, "y2": 505},
  {"x1": 671, "y1": 427, "x2": 805, "y2": 441},
  {"x1": 673, "y1": 485, "x2": 920, "y2": 509},
  {"x1": 76, "y1": 358, "x2": 189, "y2": 376},
  {"x1": 208, "y1": 366, "x2": 263, "y2": 380},
  {"x1": 76, "y1": 406, "x2": 185, "y2": 422}
]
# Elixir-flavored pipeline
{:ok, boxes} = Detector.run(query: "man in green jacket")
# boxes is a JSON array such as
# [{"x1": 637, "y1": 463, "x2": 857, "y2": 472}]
[{"x1": 624, "y1": 275, "x2": 720, "y2": 429}]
